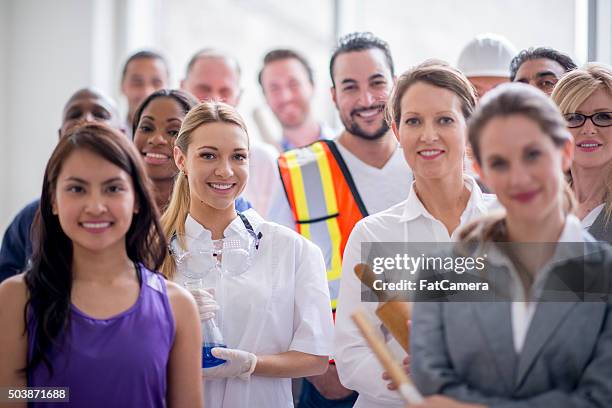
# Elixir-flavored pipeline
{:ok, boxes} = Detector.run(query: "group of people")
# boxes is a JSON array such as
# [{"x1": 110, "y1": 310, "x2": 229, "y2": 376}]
[{"x1": 0, "y1": 30, "x2": 611, "y2": 408}]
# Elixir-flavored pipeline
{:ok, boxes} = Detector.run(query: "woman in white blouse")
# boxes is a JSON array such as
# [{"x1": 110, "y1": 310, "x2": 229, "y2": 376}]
[
  {"x1": 159, "y1": 101, "x2": 334, "y2": 407},
  {"x1": 333, "y1": 62, "x2": 496, "y2": 408},
  {"x1": 410, "y1": 83, "x2": 612, "y2": 407},
  {"x1": 552, "y1": 63, "x2": 612, "y2": 243}
]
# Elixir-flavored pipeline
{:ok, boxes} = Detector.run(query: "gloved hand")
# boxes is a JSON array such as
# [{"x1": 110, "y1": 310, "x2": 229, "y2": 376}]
[
  {"x1": 188, "y1": 287, "x2": 219, "y2": 321},
  {"x1": 203, "y1": 347, "x2": 257, "y2": 380}
]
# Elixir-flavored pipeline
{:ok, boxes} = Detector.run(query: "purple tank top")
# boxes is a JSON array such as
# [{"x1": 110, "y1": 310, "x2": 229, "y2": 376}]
[{"x1": 27, "y1": 265, "x2": 175, "y2": 408}]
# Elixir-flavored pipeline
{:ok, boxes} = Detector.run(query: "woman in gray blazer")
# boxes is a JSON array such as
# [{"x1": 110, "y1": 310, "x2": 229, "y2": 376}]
[
  {"x1": 410, "y1": 84, "x2": 612, "y2": 408},
  {"x1": 552, "y1": 63, "x2": 612, "y2": 244}
]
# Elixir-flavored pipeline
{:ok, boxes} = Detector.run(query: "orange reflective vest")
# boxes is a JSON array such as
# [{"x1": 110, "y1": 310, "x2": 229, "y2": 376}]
[{"x1": 278, "y1": 140, "x2": 368, "y2": 310}]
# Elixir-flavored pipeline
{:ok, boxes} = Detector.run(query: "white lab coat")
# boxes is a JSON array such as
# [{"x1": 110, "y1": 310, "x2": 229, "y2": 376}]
[{"x1": 175, "y1": 209, "x2": 334, "y2": 408}]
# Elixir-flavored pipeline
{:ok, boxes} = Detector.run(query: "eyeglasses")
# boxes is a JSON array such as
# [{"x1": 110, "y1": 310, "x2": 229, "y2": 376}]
[{"x1": 564, "y1": 112, "x2": 612, "y2": 128}]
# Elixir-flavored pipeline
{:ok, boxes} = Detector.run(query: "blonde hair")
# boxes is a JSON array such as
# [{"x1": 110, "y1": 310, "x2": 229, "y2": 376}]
[
  {"x1": 160, "y1": 101, "x2": 249, "y2": 279},
  {"x1": 461, "y1": 83, "x2": 576, "y2": 242},
  {"x1": 552, "y1": 63, "x2": 612, "y2": 226}
]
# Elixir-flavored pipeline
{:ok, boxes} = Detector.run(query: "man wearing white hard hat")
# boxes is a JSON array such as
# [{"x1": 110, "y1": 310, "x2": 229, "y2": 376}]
[{"x1": 457, "y1": 33, "x2": 517, "y2": 98}]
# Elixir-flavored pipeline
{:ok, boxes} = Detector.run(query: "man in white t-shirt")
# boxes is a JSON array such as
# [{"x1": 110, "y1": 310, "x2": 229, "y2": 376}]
[
  {"x1": 181, "y1": 48, "x2": 278, "y2": 215},
  {"x1": 267, "y1": 32, "x2": 412, "y2": 407}
]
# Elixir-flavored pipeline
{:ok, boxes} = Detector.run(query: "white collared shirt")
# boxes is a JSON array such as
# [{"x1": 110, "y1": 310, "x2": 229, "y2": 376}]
[
  {"x1": 174, "y1": 209, "x2": 334, "y2": 408},
  {"x1": 334, "y1": 176, "x2": 496, "y2": 408},
  {"x1": 242, "y1": 141, "x2": 279, "y2": 217}
]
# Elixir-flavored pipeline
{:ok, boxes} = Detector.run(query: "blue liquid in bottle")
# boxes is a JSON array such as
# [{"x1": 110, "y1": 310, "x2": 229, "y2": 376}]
[{"x1": 203, "y1": 343, "x2": 227, "y2": 368}]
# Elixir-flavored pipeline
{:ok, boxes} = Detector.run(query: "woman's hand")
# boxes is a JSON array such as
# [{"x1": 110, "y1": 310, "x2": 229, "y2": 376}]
[
  {"x1": 383, "y1": 319, "x2": 412, "y2": 390},
  {"x1": 203, "y1": 347, "x2": 257, "y2": 380},
  {"x1": 409, "y1": 395, "x2": 487, "y2": 408},
  {"x1": 383, "y1": 355, "x2": 410, "y2": 390},
  {"x1": 188, "y1": 287, "x2": 219, "y2": 321}
]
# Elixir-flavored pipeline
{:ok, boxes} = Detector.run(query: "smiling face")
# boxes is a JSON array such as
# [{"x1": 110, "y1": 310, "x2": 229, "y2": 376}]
[
  {"x1": 121, "y1": 57, "x2": 169, "y2": 116},
  {"x1": 53, "y1": 149, "x2": 137, "y2": 255},
  {"x1": 181, "y1": 57, "x2": 241, "y2": 107},
  {"x1": 133, "y1": 97, "x2": 186, "y2": 181},
  {"x1": 331, "y1": 49, "x2": 393, "y2": 140},
  {"x1": 396, "y1": 81, "x2": 467, "y2": 181},
  {"x1": 175, "y1": 122, "x2": 249, "y2": 212},
  {"x1": 567, "y1": 87, "x2": 612, "y2": 170},
  {"x1": 477, "y1": 114, "x2": 572, "y2": 223},
  {"x1": 261, "y1": 58, "x2": 314, "y2": 129}
]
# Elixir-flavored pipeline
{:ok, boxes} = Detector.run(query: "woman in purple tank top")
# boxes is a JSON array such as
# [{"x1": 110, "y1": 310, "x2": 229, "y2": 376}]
[{"x1": 0, "y1": 123, "x2": 203, "y2": 407}]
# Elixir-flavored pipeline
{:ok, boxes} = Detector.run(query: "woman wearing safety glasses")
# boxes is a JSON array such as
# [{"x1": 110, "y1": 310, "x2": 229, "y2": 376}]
[
  {"x1": 552, "y1": 63, "x2": 612, "y2": 243},
  {"x1": 159, "y1": 101, "x2": 333, "y2": 407}
]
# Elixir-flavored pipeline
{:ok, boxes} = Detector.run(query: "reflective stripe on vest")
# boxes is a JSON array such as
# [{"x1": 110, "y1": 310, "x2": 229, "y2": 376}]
[{"x1": 278, "y1": 140, "x2": 368, "y2": 310}]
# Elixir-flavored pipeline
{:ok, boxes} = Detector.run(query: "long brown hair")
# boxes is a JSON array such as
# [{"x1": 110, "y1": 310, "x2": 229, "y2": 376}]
[
  {"x1": 25, "y1": 122, "x2": 166, "y2": 375},
  {"x1": 461, "y1": 83, "x2": 575, "y2": 242}
]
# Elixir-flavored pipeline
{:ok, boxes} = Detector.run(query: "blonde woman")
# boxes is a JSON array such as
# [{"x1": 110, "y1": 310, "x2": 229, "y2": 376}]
[
  {"x1": 410, "y1": 83, "x2": 612, "y2": 408},
  {"x1": 160, "y1": 101, "x2": 333, "y2": 407},
  {"x1": 552, "y1": 63, "x2": 612, "y2": 243}
]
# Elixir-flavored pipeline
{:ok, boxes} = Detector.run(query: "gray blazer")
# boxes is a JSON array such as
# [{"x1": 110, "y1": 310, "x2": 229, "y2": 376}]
[
  {"x1": 589, "y1": 208, "x2": 612, "y2": 244},
  {"x1": 411, "y1": 242, "x2": 612, "y2": 408}
]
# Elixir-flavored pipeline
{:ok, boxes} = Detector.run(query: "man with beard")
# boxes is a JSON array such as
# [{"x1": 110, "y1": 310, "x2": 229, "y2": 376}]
[
  {"x1": 258, "y1": 48, "x2": 334, "y2": 151},
  {"x1": 268, "y1": 32, "x2": 412, "y2": 407}
]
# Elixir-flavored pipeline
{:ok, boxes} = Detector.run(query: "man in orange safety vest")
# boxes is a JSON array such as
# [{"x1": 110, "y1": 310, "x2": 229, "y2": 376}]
[{"x1": 268, "y1": 32, "x2": 412, "y2": 407}]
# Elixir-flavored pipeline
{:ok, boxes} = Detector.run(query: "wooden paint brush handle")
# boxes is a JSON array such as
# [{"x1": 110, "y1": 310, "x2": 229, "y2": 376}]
[
  {"x1": 376, "y1": 301, "x2": 411, "y2": 352},
  {"x1": 354, "y1": 263, "x2": 412, "y2": 352},
  {"x1": 351, "y1": 310, "x2": 423, "y2": 404},
  {"x1": 354, "y1": 263, "x2": 385, "y2": 301}
]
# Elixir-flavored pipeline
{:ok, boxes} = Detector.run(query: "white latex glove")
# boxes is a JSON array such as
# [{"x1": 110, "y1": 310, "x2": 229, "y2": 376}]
[
  {"x1": 188, "y1": 288, "x2": 219, "y2": 321},
  {"x1": 203, "y1": 347, "x2": 257, "y2": 380}
]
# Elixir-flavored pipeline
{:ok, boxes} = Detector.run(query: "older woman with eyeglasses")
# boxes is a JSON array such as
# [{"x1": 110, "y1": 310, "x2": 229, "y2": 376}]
[{"x1": 552, "y1": 63, "x2": 612, "y2": 243}]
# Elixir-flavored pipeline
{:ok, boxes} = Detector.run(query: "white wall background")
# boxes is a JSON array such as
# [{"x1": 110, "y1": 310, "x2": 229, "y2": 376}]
[
  {"x1": 0, "y1": 0, "x2": 9, "y2": 229},
  {"x1": 0, "y1": 0, "x2": 122, "y2": 231},
  {"x1": 0, "y1": 0, "x2": 610, "y2": 233}
]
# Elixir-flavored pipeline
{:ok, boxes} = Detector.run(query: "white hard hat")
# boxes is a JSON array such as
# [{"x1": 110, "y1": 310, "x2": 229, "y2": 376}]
[{"x1": 457, "y1": 33, "x2": 517, "y2": 78}]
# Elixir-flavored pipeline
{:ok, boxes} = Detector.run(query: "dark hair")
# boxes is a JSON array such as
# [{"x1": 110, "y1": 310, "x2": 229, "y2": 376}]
[
  {"x1": 24, "y1": 122, "x2": 167, "y2": 375},
  {"x1": 184, "y1": 48, "x2": 241, "y2": 79},
  {"x1": 121, "y1": 50, "x2": 169, "y2": 82},
  {"x1": 329, "y1": 32, "x2": 394, "y2": 86},
  {"x1": 509, "y1": 47, "x2": 577, "y2": 81},
  {"x1": 258, "y1": 48, "x2": 314, "y2": 86},
  {"x1": 387, "y1": 61, "x2": 477, "y2": 126},
  {"x1": 132, "y1": 89, "x2": 199, "y2": 136}
]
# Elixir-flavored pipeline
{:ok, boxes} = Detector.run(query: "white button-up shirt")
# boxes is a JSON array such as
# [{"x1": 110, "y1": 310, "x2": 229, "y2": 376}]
[
  {"x1": 334, "y1": 176, "x2": 496, "y2": 408},
  {"x1": 176, "y1": 209, "x2": 334, "y2": 408}
]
